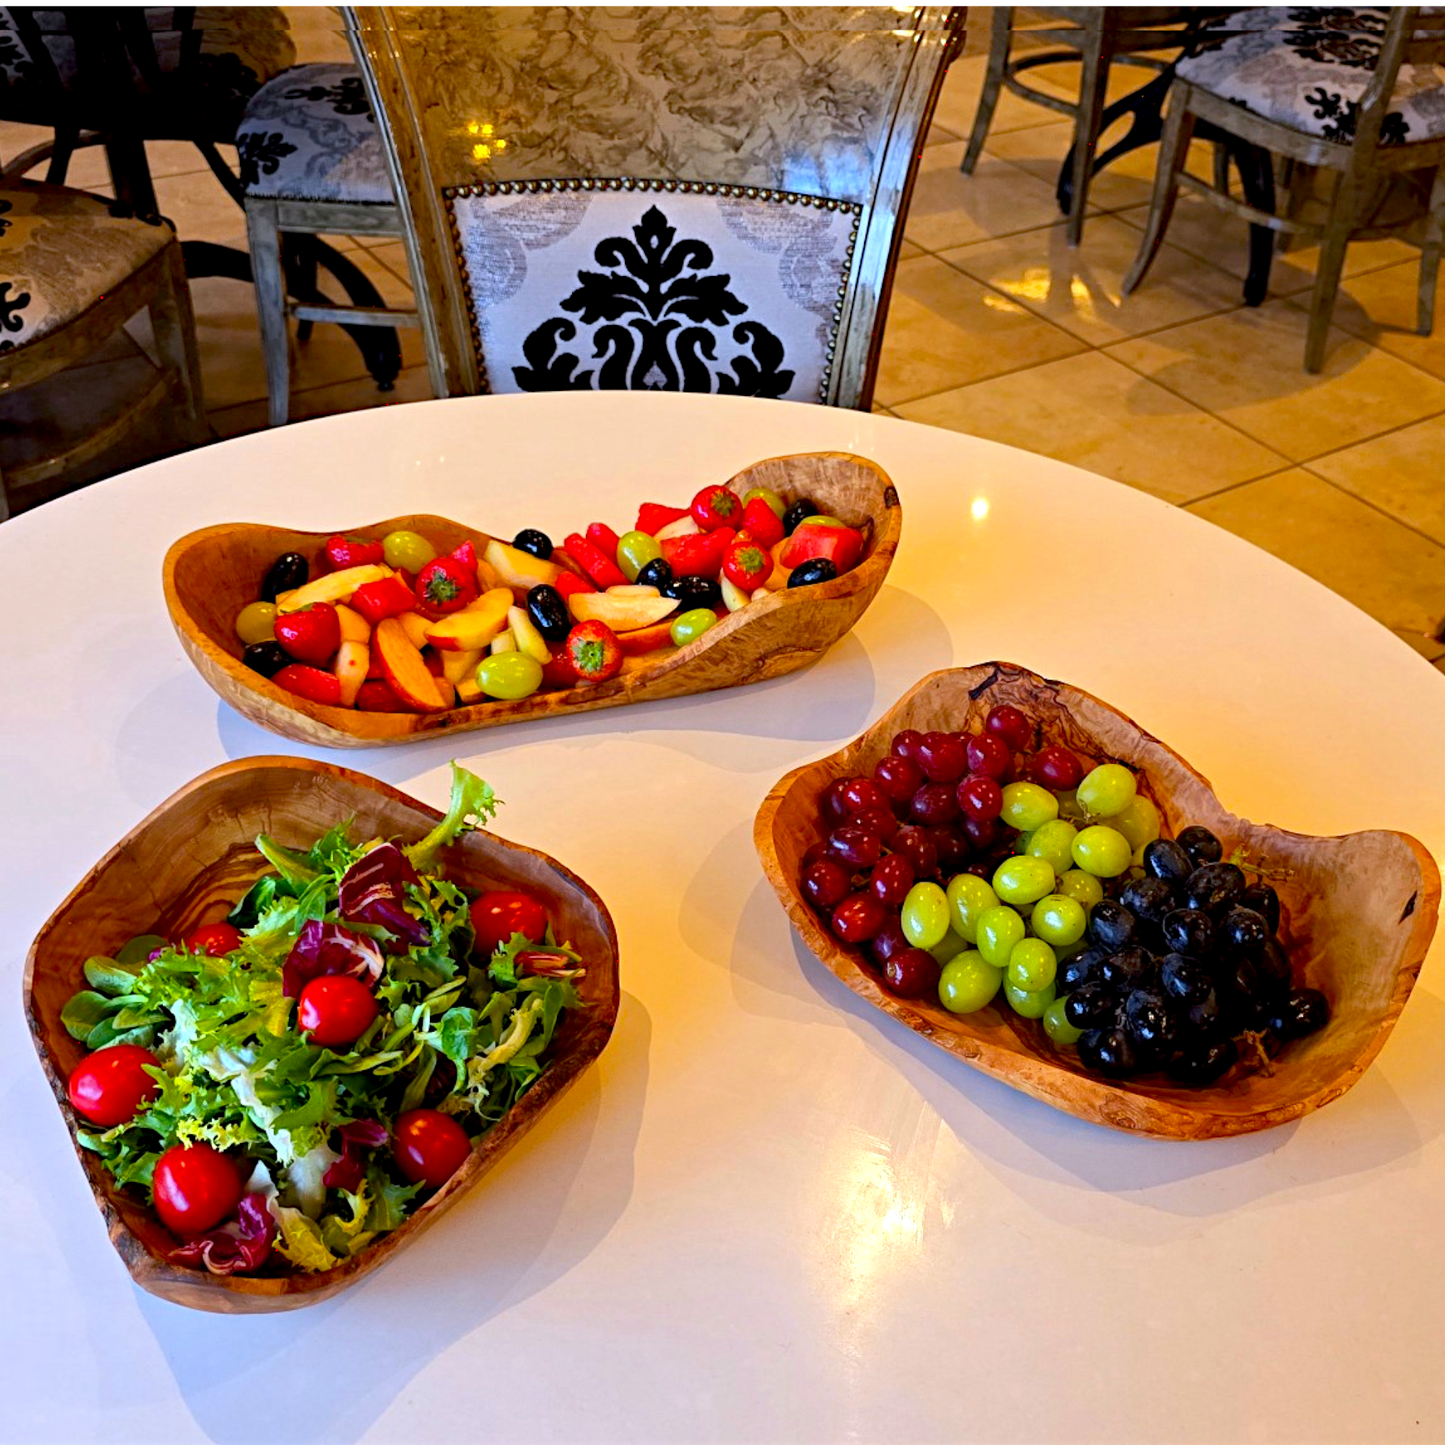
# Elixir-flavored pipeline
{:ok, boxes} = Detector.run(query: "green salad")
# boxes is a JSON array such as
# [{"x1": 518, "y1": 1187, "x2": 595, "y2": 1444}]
[{"x1": 60, "y1": 764, "x2": 586, "y2": 1276}]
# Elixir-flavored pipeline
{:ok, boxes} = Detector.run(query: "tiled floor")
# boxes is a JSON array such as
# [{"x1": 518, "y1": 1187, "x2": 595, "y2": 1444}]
[{"x1": 5, "y1": 10, "x2": 1445, "y2": 669}]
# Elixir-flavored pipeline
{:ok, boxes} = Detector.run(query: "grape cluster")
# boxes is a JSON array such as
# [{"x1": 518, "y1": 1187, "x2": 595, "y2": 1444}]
[{"x1": 798, "y1": 703, "x2": 1330, "y2": 1088}]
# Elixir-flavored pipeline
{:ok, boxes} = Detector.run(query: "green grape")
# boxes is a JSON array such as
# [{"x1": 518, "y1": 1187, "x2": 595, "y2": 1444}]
[
  {"x1": 1000, "y1": 781, "x2": 1059, "y2": 833},
  {"x1": 1055, "y1": 936, "x2": 1087, "y2": 963},
  {"x1": 381, "y1": 529, "x2": 437, "y2": 572},
  {"x1": 976, "y1": 904, "x2": 1026, "y2": 967},
  {"x1": 1077, "y1": 762, "x2": 1136, "y2": 819},
  {"x1": 1114, "y1": 794, "x2": 1161, "y2": 850},
  {"x1": 1071, "y1": 824, "x2": 1133, "y2": 878},
  {"x1": 991, "y1": 855, "x2": 1056, "y2": 907},
  {"x1": 1004, "y1": 978, "x2": 1055, "y2": 1019},
  {"x1": 938, "y1": 952, "x2": 1004, "y2": 1014},
  {"x1": 930, "y1": 930, "x2": 968, "y2": 966},
  {"x1": 1056, "y1": 788, "x2": 1088, "y2": 823},
  {"x1": 1056, "y1": 868, "x2": 1104, "y2": 910},
  {"x1": 1043, "y1": 995, "x2": 1084, "y2": 1045},
  {"x1": 1026, "y1": 819, "x2": 1078, "y2": 876},
  {"x1": 1007, "y1": 937, "x2": 1057, "y2": 992},
  {"x1": 477, "y1": 651, "x2": 543, "y2": 700},
  {"x1": 945, "y1": 874, "x2": 998, "y2": 943},
  {"x1": 670, "y1": 608, "x2": 718, "y2": 647},
  {"x1": 616, "y1": 529, "x2": 662, "y2": 581},
  {"x1": 901, "y1": 881, "x2": 950, "y2": 950},
  {"x1": 1030, "y1": 894, "x2": 1086, "y2": 947},
  {"x1": 1013, "y1": 830, "x2": 1031, "y2": 857},
  {"x1": 234, "y1": 601, "x2": 277, "y2": 646}
]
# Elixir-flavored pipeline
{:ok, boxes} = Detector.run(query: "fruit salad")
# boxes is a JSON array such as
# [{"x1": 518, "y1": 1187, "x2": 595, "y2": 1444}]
[
  {"x1": 233, "y1": 483, "x2": 870, "y2": 713},
  {"x1": 799, "y1": 705, "x2": 1330, "y2": 1088},
  {"x1": 59, "y1": 764, "x2": 588, "y2": 1276}
]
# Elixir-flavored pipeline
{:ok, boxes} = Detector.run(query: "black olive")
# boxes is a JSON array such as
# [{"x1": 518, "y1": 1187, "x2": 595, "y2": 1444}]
[
  {"x1": 788, "y1": 557, "x2": 838, "y2": 589},
  {"x1": 1143, "y1": 838, "x2": 1193, "y2": 884},
  {"x1": 783, "y1": 498, "x2": 817, "y2": 533},
  {"x1": 243, "y1": 641, "x2": 291, "y2": 678},
  {"x1": 525, "y1": 584, "x2": 570, "y2": 643},
  {"x1": 513, "y1": 528, "x2": 553, "y2": 560},
  {"x1": 662, "y1": 575, "x2": 721, "y2": 609},
  {"x1": 636, "y1": 558, "x2": 673, "y2": 591},
  {"x1": 1176, "y1": 825, "x2": 1224, "y2": 867},
  {"x1": 260, "y1": 552, "x2": 307, "y2": 603}
]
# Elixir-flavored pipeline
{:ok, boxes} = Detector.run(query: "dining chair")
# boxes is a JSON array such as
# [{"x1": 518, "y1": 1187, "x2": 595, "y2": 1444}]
[
  {"x1": 0, "y1": 178, "x2": 206, "y2": 519},
  {"x1": 346, "y1": 5, "x2": 965, "y2": 409},
  {"x1": 1124, "y1": 6, "x2": 1445, "y2": 372}
]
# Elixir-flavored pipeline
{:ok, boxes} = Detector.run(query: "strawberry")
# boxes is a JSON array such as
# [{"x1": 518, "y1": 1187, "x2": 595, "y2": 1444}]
[
  {"x1": 274, "y1": 602, "x2": 341, "y2": 667},
  {"x1": 740, "y1": 496, "x2": 785, "y2": 551},
  {"x1": 585, "y1": 522, "x2": 622, "y2": 565},
  {"x1": 273, "y1": 663, "x2": 342, "y2": 706},
  {"x1": 350, "y1": 574, "x2": 416, "y2": 624},
  {"x1": 450, "y1": 539, "x2": 480, "y2": 574},
  {"x1": 540, "y1": 653, "x2": 578, "y2": 690},
  {"x1": 562, "y1": 533, "x2": 628, "y2": 589},
  {"x1": 324, "y1": 535, "x2": 385, "y2": 572},
  {"x1": 722, "y1": 536, "x2": 772, "y2": 592},
  {"x1": 356, "y1": 678, "x2": 410, "y2": 712},
  {"x1": 415, "y1": 556, "x2": 479, "y2": 615},
  {"x1": 635, "y1": 502, "x2": 689, "y2": 535},
  {"x1": 690, "y1": 484, "x2": 742, "y2": 532},
  {"x1": 564, "y1": 620, "x2": 623, "y2": 682},
  {"x1": 661, "y1": 527, "x2": 733, "y2": 580},
  {"x1": 554, "y1": 569, "x2": 597, "y2": 598}
]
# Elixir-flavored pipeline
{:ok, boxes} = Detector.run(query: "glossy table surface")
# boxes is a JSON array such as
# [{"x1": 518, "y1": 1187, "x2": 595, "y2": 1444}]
[{"x1": 3, "y1": 393, "x2": 1444, "y2": 1445}]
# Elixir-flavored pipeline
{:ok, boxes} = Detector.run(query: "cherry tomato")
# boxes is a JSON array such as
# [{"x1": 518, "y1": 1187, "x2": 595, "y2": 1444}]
[
  {"x1": 470, "y1": 890, "x2": 548, "y2": 956},
  {"x1": 273, "y1": 663, "x2": 342, "y2": 706},
  {"x1": 274, "y1": 602, "x2": 342, "y2": 667},
  {"x1": 297, "y1": 974, "x2": 379, "y2": 1048},
  {"x1": 67, "y1": 1045, "x2": 161, "y2": 1127},
  {"x1": 153, "y1": 1143, "x2": 244, "y2": 1235},
  {"x1": 393, "y1": 1108, "x2": 471, "y2": 1189},
  {"x1": 183, "y1": 922, "x2": 242, "y2": 957}
]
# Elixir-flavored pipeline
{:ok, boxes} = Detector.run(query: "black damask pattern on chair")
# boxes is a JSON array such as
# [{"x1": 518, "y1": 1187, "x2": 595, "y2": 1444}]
[
  {"x1": 281, "y1": 74, "x2": 373, "y2": 119},
  {"x1": 514, "y1": 205, "x2": 794, "y2": 397},
  {"x1": 237, "y1": 132, "x2": 299, "y2": 190}
]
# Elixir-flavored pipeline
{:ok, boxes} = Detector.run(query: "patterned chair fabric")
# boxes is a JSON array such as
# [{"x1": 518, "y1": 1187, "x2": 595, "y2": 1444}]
[
  {"x1": 0, "y1": 180, "x2": 170, "y2": 351},
  {"x1": 237, "y1": 62, "x2": 393, "y2": 204},
  {"x1": 450, "y1": 182, "x2": 860, "y2": 402},
  {"x1": 1180, "y1": 7, "x2": 1445, "y2": 145}
]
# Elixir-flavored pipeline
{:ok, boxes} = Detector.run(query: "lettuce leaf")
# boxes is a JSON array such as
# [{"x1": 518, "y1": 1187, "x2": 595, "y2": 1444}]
[{"x1": 405, "y1": 764, "x2": 500, "y2": 872}]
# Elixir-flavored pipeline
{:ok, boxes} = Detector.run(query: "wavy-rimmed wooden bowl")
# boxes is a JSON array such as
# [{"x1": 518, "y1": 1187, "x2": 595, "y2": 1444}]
[
  {"x1": 24, "y1": 757, "x2": 620, "y2": 1312},
  {"x1": 163, "y1": 451, "x2": 901, "y2": 749},
  {"x1": 755, "y1": 663, "x2": 1439, "y2": 1139}
]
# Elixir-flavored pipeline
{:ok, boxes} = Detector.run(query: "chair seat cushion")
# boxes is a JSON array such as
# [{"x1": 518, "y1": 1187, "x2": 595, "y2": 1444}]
[
  {"x1": 237, "y1": 62, "x2": 393, "y2": 204},
  {"x1": 0, "y1": 181, "x2": 171, "y2": 352},
  {"x1": 1179, "y1": 7, "x2": 1445, "y2": 145}
]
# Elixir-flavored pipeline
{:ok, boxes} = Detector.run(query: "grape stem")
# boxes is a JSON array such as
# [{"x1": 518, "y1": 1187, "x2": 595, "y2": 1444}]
[
  {"x1": 1226, "y1": 848, "x2": 1293, "y2": 883},
  {"x1": 1239, "y1": 1029, "x2": 1276, "y2": 1076}
]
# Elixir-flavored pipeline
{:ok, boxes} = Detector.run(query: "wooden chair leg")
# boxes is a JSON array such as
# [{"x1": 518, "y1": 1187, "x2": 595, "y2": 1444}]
[
  {"x1": 1066, "y1": 32, "x2": 1109, "y2": 247},
  {"x1": 149, "y1": 244, "x2": 208, "y2": 445},
  {"x1": 1305, "y1": 173, "x2": 1358, "y2": 374},
  {"x1": 1123, "y1": 93, "x2": 1194, "y2": 296},
  {"x1": 246, "y1": 199, "x2": 292, "y2": 427},
  {"x1": 1417, "y1": 166, "x2": 1445, "y2": 336},
  {"x1": 961, "y1": 8, "x2": 1013, "y2": 176},
  {"x1": 0, "y1": 462, "x2": 10, "y2": 523}
]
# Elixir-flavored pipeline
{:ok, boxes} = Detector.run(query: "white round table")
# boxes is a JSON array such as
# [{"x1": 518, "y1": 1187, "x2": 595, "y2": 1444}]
[{"x1": 4, "y1": 393, "x2": 1444, "y2": 1444}]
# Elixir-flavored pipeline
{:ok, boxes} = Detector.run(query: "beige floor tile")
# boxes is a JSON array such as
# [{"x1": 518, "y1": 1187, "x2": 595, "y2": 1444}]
[
  {"x1": 1307, "y1": 417, "x2": 1445, "y2": 547},
  {"x1": 362, "y1": 241, "x2": 418, "y2": 298},
  {"x1": 1105, "y1": 300, "x2": 1445, "y2": 461},
  {"x1": 899, "y1": 238, "x2": 923, "y2": 260},
  {"x1": 1308, "y1": 259, "x2": 1445, "y2": 381},
  {"x1": 1394, "y1": 627, "x2": 1445, "y2": 663},
  {"x1": 874, "y1": 254, "x2": 1083, "y2": 406},
  {"x1": 286, "y1": 4, "x2": 355, "y2": 64},
  {"x1": 154, "y1": 170, "x2": 249, "y2": 249},
  {"x1": 940, "y1": 213, "x2": 1244, "y2": 346},
  {"x1": 931, "y1": 51, "x2": 1063, "y2": 141},
  {"x1": 893, "y1": 350, "x2": 1285, "y2": 503},
  {"x1": 904, "y1": 143, "x2": 1073, "y2": 252},
  {"x1": 0, "y1": 121, "x2": 51, "y2": 169},
  {"x1": 290, "y1": 363, "x2": 433, "y2": 421},
  {"x1": 1187, "y1": 469, "x2": 1445, "y2": 636},
  {"x1": 926, "y1": 122, "x2": 961, "y2": 148}
]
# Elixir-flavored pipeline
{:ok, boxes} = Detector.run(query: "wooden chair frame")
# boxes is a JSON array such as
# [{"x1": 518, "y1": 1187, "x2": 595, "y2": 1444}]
[
  {"x1": 344, "y1": 6, "x2": 965, "y2": 410},
  {"x1": 1124, "y1": 6, "x2": 1445, "y2": 372},
  {"x1": 0, "y1": 236, "x2": 206, "y2": 519}
]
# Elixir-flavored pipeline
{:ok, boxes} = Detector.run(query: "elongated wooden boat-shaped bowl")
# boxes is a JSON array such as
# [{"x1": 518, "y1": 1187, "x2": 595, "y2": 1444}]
[
  {"x1": 163, "y1": 452, "x2": 900, "y2": 748},
  {"x1": 24, "y1": 758, "x2": 620, "y2": 1312},
  {"x1": 755, "y1": 663, "x2": 1439, "y2": 1139}
]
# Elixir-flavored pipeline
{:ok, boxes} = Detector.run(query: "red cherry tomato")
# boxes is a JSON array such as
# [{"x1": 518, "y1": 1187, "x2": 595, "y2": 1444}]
[
  {"x1": 273, "y1": 601, "x2": 342, "y2": 667},
  {"x1": 152, "y1": 1143, "x2": 244, "y2": 1235},
  {"x1": 183, "y1": 922, "x2": 242, "y2": 957},
  {"x1": 297, "y1": 974, "x2": 379, "y2": 1048},
  {"x1": 273, "y1": 663, "x2": 342, "y2": 706},
  {"x1": 470, "y1": 889, "x2": 549, "y2": 956},
  {"x1": 415, "y1": 556, "x2": 479, "y2": 616},
  {"x1": 393, "y1": 1108, "x2": 471, "y2": 1189},
  {"x1": 67, "y1": 1045, "x2": 161, "y2": 1127}
]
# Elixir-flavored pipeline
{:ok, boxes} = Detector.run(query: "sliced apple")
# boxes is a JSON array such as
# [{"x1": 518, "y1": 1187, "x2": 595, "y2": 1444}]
[
  {"x1": 719, "y1": 576, "x2": 750, "y2": 612},
  {"x1": 456, "y1": 673, "x2": 485, "y2": 705},
  {"x1": 441, "y1": 646, "x2": 483, "y2": 684},
  {"x1": 334, "y1": 640, "x2": 369, "y2": 706},
  {"x1": 278, "y1": 564, "x2": 391, "y2": 613},
  {"x1": 423, "y1": 587, "x2": 512, "y2": 652},
  {"x1": 507, "y1": 606, "x2": 551, "y2": 664},
  {"x1": 475, "y1": 555, "x2": 506, "y2": 592},
  {"x1": 373, "y1": 617, "x2": 447, "y2": 712},
  {"x1": 607, "y1": 584, "x2": 661, "y2": 597},
  {"x1": 432, "y1": 675, "x2": 457, "y2": 710},
  {"x1": 763, "y1": 539, "x2": 792, "y2": 591},
  {"x1": 484, "y1": 538, "x2": 561, "y2": 592},
  {"x1": 490, "y1": 630, "x2": 517, "y2": 654},
  {"x1": 398, "y1": 610, "x2": 431, "y2": 650},
  {"x1": 568, "y1": 591, "x2": 679, "y2": 632},
  {"x1": 333, "y1": 603, "x2": 371, "y2": 645},
  {"x1": 616, "y1": 619, "x2": 676, "y2": 656},
  {"x1": 655, "y1": 514, "x2": 699, "y2": 541}
]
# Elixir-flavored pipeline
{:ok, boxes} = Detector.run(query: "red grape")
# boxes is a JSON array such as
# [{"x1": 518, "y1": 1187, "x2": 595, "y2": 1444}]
[
  {"x1": 850, "y1": 806, "x2": 900, "y2": 842},
  {"x1": 820, "y1": 779, "x2": 854, "y2": 827},
  {"x1": 985, "y1": 704, "x2": 1032, "y2": 751},
  {"x1": 910, "y1": 783, "x2": 959, "y2": 826},
  {"x1": 891, "y1": 825, "x2": 939, "y2": 878},
  {"x1": 840, "y1": 777, "x2": 889, "y2": 815},
  {"x1": 874, "y1": 755, "x2": 923, "y2": 807},
  {"x1": 965, "y1": 733, "x2": 1011, "y2": 780},
  {"x1": 803, "y1": 859, "x2": 850, "y2": 909},
  {"x1": 928, "y1": 824, "x2": 971, "y2": 872},
  {"x1": 833, "y1": 893, "x2": 886, "y2": 943},
  {"x1": 917, "y1": 731, "x2": 966, "y2": 784},
  {"x1": 870, "y1": 854, "x2": 915, "y2": 908},
  {"x1": 827, "y1": 825, "x2": 882, "y2": 869},
  {"x1": 891, "y1": 729, "x2": 926, "y2": 764},
  {"x1": 964, "y1": 861, "x2": 993, "y2": 879},
  {"x1": 957, "y1": 774, "x2": 1003, "y2": 822},
  {"x1": 870, "y1": 917, "x2": 910, "y2": 965},
  {"x1": 1036, "y1": 745, "x2": 1084, "y2": 791},
  {"x1": 962, "y1": 815, "x2": 999, "y2": 850},
  {"x1": 884, "y1": 947, "x2": 941, "y2": 999}
]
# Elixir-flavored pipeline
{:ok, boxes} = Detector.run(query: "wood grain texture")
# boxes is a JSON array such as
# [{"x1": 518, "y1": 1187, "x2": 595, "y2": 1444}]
[
  {"x1": 24, "y1": 757, "x2": 620, "y2": 1312},
  {"x1": 162, "y1": 451, "x2": 900, "y2": 748},
  {"x1": 754, "y1": 663, "x2": 1440, "y2": 1139}
]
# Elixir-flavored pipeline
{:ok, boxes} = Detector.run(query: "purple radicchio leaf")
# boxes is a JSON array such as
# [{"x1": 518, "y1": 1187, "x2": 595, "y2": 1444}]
[
  {"x1": 338, "y1": 843, "x2": 430, "y2": 953},
  {"x1": 282, "y1": 920, "x2": 385, "y2": 999},
  {"x1": 323, "y1": 1119, "x2": 390, "y2": 1193},
  {"x1": 169, "y1": 1191, "x2": 276, "y2": 1276}
]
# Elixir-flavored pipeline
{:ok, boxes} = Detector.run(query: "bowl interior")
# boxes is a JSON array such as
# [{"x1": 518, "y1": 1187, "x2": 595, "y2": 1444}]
[{"x1": 759, "y1": 664, "x2": 1438, "y2": 1136}]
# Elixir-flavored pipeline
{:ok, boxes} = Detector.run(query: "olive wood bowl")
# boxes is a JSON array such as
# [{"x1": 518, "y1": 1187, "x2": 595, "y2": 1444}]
[
  {"x1": 163, "y1": 451, "x2": 901, "y2": 748},
  {"x1": 24, "y1": 757, "x2": 620, "y2": 1311},
  {"x1": 754, "y1": 663, "x2": 1439, "y2": 1139}
]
